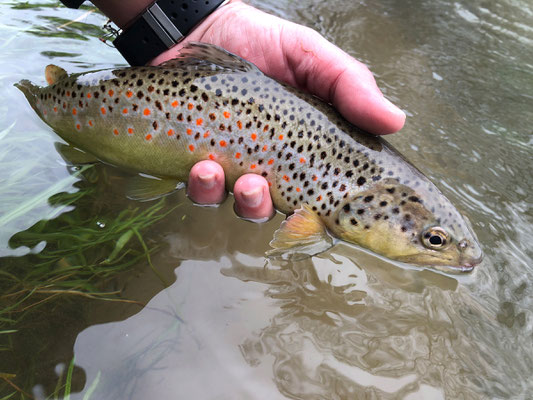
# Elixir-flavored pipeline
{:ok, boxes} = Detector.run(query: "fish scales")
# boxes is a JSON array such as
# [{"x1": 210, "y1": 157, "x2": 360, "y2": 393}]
[{"x1": 16, "y1": 43, "x2": 482, "y2": 272}]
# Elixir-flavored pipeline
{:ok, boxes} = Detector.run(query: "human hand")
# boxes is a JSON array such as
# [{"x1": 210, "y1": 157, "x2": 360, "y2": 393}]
[
  {"x1": 187, "y1": 160, "x2": 274, "y2": 221},
  {"x1": 152, "y1": 0, "x2": 405, "y2": 135},
  {"x1": 92, "y1": 0, "x2": 406, "y2": 220}
]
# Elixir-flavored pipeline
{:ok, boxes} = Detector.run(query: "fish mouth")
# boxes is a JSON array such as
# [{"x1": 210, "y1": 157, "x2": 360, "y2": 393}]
[{"x1": 435, "y1": 254, "x2": 483, "y2": 274}]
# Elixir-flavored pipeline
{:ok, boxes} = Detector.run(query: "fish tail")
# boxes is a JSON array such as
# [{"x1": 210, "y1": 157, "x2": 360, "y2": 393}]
[{"x1": 14, "y1": 80, "x2": 42, "y2": 115}]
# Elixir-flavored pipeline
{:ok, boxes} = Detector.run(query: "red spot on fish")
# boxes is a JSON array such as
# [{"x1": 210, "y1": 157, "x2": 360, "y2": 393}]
[
  {"x1": 189, "y1": 144, "x2": 195, "y2": 152},
  {"x1": 299, "y1": 157, "x2": 306, "y2": 163},
  {"x1": 188, "y1": 103, "x2": 194, "y2": 110},
  {"x1": 263, "y1": 125, "x2": 269, "y2": 132},
  {"x1": 100, "y1": 107, "x2": 106, "y2": 115},
  {"x1": 296, "y1": 187, "x2": 301, "y2": 192},
  {"x1": 145, "y1": 134, "x2": 152, "y2": 141},
  {"x1": 128, "y1": 128, "x2": 134, "y2": 135},
  {"x1": 113, "y1": 129, "x2": 119, "y2": 136},
  {"x1": 196, "y1": 118, "x2": 203, "y2": 126},
  {"x1": 53, "y1": 107, "x2": 58, "y2": 113},
  {"x1": 87, "y1": 93, "x2": 92, "y2": 99},
  {"x1": 223, "y1": 111, "x2": 230, "y2": 119},
  {"x1": 167, "y1": 129, "x2": 175, "y2": 136},
  {"x1": 268, "y1": 159, "x2": 274, "y2": 165},
  {"x1": 251, "y1": 133, "x2": 257, "y2": 141},
  {"x1": 268, "y1": 182, "x2": 272, "y2": 187},
  {"x1": 126, "y1": 91, "x2": 133, "y2": 98},
  {"x1": 317, "y1": 195, "x2": 322, "y2": 201},
  {"x1": 262, "y1": 145, "x2": 268, "y2": 152},
  {"x1": 171, "y1": 100, "x2": 179, "y2": 108},
  {"x1": 76, "y1": 124, "x2": 81, "y2": 130},
  {"x1": 250, "y1": 164, "x2": 256, "y2": 169},
  {"x1": 143, "y1": 108, "x2": 151, "y2": 116},
  {"x1": 219, "y1": 140, "x2": 227, "y2": 147},
  {"x1": 278, "y1": 134, "x2": 284, "y2": 140},
  {"x1": 66, "y1": 91, "x2": 70, "y2": 97},
  {"x1": 209, "y1": 154, "x2": 215, "y2": 161},
  {"x1": 203, "y1": 131, "x2": 210, "y2": 138},
  {"x1": 88, "y1": 120, "x2": 93, "y2": 127},
  {"x1": 72, "y1": 108, "x2": 77, "y2": 115},
  {"x1": 237, "y1": 121, "x2": 243, "y2": 129},
  {"x1": 312, "y1": 175, "x2": 318, "y2": 181},
  {"x1": 186, "y1": 129, "x2": 192, "y2": 135},
  {"x1": 283, "y1": 175, "x2": 290, "y2": 182},
  {"x1": 235, "y1": 152, "x2": 241, "y2": 159},
  {"x1": 108, "y1": 89, "x2": 114, "y2": 97},
  {"x1": 122, "y1": 108, "x2": 128, "y2": 114}
]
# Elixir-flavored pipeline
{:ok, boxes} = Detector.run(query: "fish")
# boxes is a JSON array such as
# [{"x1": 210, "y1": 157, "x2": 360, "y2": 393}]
[{"x1": 15, "y1": 42, "x2": 482, "y2": 273}]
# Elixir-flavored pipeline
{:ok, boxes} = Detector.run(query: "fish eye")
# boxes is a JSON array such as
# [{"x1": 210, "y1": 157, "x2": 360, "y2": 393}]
[{"x1": 421, "y1": 227, "x2": 449, "y2": 249}]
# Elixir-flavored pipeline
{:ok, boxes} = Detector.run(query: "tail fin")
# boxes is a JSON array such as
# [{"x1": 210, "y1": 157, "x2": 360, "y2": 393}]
[{"x1": 14, "y1": 79, "x2": 42, "y2": 115}]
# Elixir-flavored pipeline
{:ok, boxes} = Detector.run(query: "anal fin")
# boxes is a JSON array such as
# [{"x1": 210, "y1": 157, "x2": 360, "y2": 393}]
[
  {"x1": 55, "y1": 143, "x2": 99, "y2": 165},
  {"x1": 126, "y1": 174, "x2": 183, "y2": 202}
]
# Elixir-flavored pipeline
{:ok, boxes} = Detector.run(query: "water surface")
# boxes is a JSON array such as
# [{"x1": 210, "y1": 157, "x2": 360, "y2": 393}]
[{"x1": 0, "y1": 0, "x2": 532, "y2": 398}]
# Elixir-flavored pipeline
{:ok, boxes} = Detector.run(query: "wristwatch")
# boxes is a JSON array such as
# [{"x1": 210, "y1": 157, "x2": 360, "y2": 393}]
[{"x1": 59, "y1": 0, "x2": 227, "y2": 66}]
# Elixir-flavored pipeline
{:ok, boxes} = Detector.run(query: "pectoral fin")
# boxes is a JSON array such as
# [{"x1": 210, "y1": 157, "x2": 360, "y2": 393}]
[
  {"x1": 267, "y1": 204, "x2": 334, "y2": 260},
  {"x1": 126, "y1": 174, "x2": 184, "y2": 202}
]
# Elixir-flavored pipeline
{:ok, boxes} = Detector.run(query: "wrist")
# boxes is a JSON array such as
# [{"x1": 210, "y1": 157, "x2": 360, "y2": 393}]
[
  {"x1": 149, "y1": 0, "x2": 245, "y2": 65},
  {"x1": 93, "y1": 0, "x2": 238, "y2": 65}
]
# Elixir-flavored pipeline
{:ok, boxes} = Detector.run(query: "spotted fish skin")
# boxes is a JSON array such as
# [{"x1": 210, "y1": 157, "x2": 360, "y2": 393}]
[{"x1": 16, "y1": 43, "x2": 482, "y2": 271}]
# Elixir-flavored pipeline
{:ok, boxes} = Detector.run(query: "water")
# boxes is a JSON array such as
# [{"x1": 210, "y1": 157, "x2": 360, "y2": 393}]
[{"x1": 0, "y1": 0, "x2": 532, "y2": 398}]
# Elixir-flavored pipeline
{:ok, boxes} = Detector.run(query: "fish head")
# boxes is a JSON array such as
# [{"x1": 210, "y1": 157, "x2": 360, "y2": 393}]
[{"x1": 332, "y1": 181, "x2": 483, "y2": 273}]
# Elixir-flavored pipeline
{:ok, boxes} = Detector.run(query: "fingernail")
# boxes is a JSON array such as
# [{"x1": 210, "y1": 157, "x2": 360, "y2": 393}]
[
  {"x1": 384, "y1": 97, "x2": 406, "y2": 118},
  {"x1": 241, "y1": 187, "x2": 264, "y2": 208},
  {"x1": 197, "y1": 173, "x2": 216, "y2": 189}
]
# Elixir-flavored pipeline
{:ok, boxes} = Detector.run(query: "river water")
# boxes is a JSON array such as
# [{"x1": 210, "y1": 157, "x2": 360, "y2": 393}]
[{"x1": 0, "y1": 0, "x2": 532, "y2": 399}]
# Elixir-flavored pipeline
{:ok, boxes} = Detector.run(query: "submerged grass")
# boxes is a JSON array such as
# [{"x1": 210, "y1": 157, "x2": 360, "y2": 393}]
[{"x1": 0, "y1": 159, "x2": 182, "y2": 398}]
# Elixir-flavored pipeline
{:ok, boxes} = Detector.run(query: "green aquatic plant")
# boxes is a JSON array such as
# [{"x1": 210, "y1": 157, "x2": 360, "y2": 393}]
[{"x1": 0, "y1": 161, "x2": 181, "y2": 398}]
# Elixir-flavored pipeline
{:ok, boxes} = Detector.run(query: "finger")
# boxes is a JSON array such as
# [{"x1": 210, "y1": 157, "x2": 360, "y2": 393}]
[
  {"x1": 233, "y1": 174, "x2": 275, "y2": 221},
  {"x1": 281, "y1": 26, "x2": 406, "y2": 135},
  {"x1": 187, "y1": 160, "x2": 226, "y2": 204}
]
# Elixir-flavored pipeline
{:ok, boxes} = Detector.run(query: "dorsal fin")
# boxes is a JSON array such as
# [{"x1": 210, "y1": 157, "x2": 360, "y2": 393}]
[
  {"x1": 45, "y1": 65, "x2": 68, "y2": 85},
  {"x1": 160, "y1": 42, "x2": 258, "y2": 73}
]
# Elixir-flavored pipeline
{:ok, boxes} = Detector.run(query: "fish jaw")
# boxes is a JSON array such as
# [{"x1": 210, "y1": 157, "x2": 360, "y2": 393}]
[{"x1": 330, "y1": 181, "x2": 484, "y2": 273}]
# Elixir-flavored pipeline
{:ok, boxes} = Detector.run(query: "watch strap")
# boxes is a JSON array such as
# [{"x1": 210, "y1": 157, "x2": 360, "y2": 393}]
[
  {"x1": 114, "y1": 0, "x2": 226, "y2": 66},
  {"x1": 59, "y1": 0, "x2": 86, "y2": 8}
]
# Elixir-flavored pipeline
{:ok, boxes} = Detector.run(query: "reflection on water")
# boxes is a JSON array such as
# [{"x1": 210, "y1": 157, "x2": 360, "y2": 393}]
[{"x1": 0, "y1": 0, "x2": 532, "y2": 399}]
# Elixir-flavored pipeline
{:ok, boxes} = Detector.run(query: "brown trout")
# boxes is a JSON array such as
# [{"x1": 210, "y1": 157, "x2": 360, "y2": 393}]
[{"x1": 16, "y1": 43, "x2": 482, "y2": 272}]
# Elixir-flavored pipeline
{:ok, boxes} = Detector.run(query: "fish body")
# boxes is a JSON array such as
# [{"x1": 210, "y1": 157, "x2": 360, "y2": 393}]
[{"x1": 16, "y1": 43, "x2": 482, "y2": 272}]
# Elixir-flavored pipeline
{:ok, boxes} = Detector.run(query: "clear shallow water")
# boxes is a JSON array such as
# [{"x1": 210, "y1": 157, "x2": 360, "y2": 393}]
[{"x1": 0, "y1": 0, "x2": 532, "y2": 399}]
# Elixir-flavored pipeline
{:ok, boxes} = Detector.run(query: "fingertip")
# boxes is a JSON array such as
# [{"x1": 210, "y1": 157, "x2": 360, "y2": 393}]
[
  {"x1": 336, "y1": 88, "x2": 406, "y2": 135},
  {"x1": 188, "y1": 160, "x2": 226, "y2": 204},
  {"x1": 234, "y1": 174, "x2": 275, "y2": 221}
]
